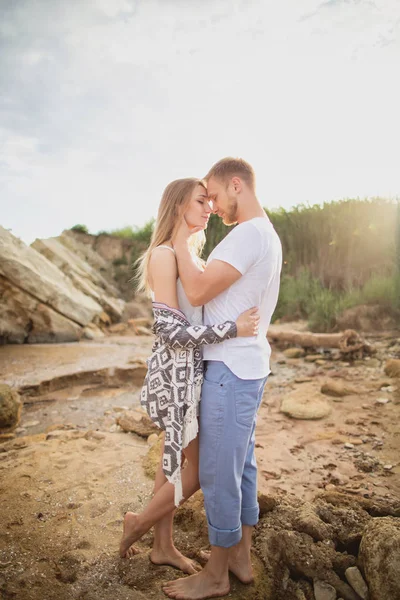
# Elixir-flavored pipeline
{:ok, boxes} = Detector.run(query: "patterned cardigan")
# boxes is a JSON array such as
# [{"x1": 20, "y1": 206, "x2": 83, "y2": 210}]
[{"x1": 141, "y1": 302, "x2": 237, "y2": 505}]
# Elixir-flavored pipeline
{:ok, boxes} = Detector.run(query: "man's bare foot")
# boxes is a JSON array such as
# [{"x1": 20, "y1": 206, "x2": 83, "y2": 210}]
[
  {"x1": 119, "y1": 512, "x2": 145, "y2": 558},
  {"x1": 162, "y1": 570, "x2": 230, "y2": 600},
  {"x1": 150, "y1": 546, "x2": 200, "y2": 575},
  {"x1": 199, "y1": 550, "x2": 254, "y2": 585}
]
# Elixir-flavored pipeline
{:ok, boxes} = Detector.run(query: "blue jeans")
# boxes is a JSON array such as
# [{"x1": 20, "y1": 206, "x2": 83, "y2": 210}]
[{"x1": 199, "y1": 360, "x2": 267, "y2": 548}]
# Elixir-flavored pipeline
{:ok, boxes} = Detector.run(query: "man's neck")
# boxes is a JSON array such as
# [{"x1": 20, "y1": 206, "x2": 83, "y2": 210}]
[{"x1": 237, "y1": 197, "x2": 267, "y2": 224}]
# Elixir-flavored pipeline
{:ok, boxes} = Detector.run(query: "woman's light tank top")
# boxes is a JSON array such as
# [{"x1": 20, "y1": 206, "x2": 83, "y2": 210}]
[{"x1": 150, "y1": 245, "x2": 203, "y2": 326}]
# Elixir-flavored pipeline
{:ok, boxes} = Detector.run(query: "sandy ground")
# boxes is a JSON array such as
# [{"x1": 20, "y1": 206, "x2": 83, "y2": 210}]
[{"x1": 0, "y1": 330, "x2": 399, "y2": 599}]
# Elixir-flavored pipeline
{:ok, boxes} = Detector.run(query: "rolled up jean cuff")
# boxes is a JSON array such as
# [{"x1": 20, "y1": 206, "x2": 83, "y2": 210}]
[
  {"x1": 241, "y1": 504, "x2": 259, "y2": 526},
  {"x1": 208, "y1": 521, "x2": 242, "y2": 548}
]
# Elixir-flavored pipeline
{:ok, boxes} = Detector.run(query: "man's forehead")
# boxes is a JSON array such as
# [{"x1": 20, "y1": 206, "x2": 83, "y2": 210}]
[{"x1": 206, "y1": 178, "x2": 222, "y2": 195}]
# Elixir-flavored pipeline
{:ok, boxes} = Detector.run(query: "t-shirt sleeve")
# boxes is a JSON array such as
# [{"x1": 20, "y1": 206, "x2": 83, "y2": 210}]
[{"x1": 209, "y1": 221, "x2": 263, "y2": 275}]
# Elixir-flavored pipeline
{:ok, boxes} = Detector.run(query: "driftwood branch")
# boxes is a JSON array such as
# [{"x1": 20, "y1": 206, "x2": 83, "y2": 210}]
[{"x1": 267, "y1": 326, "x2": 375, "y2": 355}]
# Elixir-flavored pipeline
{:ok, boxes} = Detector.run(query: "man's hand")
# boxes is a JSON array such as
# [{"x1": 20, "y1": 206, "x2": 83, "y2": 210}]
[{"x1": 172, "y1": 216, "x2": 202, "y2": 249}]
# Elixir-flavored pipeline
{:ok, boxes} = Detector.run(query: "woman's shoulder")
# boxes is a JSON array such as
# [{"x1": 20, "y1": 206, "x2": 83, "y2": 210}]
[
  {"x1": 152, "y1": 242, "x2": 175, "y2": 255},
  {"x1": 148, "y1": 242, "x2": 177, "y2": 279}
]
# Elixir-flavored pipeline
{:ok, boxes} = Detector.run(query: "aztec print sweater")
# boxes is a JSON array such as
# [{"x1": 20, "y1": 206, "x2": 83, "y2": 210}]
[{"x1": 141, "y1": 302, "x2": 237, "y2": 505}]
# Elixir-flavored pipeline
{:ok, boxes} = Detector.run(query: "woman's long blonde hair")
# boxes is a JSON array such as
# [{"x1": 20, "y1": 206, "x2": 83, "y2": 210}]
[{"x1": 136, "y1": 178, "x2": 207, "y2": 294}]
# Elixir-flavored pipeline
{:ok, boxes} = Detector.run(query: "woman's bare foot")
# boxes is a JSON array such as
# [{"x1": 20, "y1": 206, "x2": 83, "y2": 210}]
[
  {"x1": 150, "y1": 545, "x2": 200, "y2": 575},
  {"x1": 119, "y1": 512, "x2": 145, "y2": 558},
  {"x1": 199, "y1": 550, "x2": 254, "y2": 584},
  {"x1": 162, "y1": 570, "x2": 230, "y2": 600}
]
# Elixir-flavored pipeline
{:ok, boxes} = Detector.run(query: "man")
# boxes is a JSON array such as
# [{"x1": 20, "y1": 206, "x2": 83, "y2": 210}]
[{"x1": 163, "y1": 157, "x2": 282, "y2": 600}]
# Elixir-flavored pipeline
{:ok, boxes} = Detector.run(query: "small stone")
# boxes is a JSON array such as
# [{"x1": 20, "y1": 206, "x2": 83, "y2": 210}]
[
  {"x1": 361, "y1": 404, "x2": 370, "y2": 409},
  {"x1": 84, "y1": 430, "x2": 106, "y2": 441},
  {"x1": 325, "y1": 484, "x2": 336, "y2": 491},
  {"x1": 375, "y1": 397, "x2": 390, "y2": 405},
  {"x1": 350, "y1": 439, "x2": 363, "y2": 446},
  {"x1": 313, "y1": 579, "x2": 336, "y2": 600},
  {"x1": 147, "y1": 433, "x2": 159, "y2": 446},
  {"x1": 383, "y1": 464, "x2": 393, "y2": 470},
  {"x1": 23, "y1": 420, "x2": 40, "y2": 428},
  {"x1": 283, "y1": 347, "x2": 305, "y2": 359},
  {"x1": 305, "y1": 354, "x2": 323, "y2": 362},
  {"x1": 315, "y1": 359, "x2": 327, "y2": 366},
  {"x1": 344, "y1": 443, "x2": 354, "y2": 449},
  {"x1": 345, "y1": 566, "x2": 369, "y2": 600},
  {"x1": 14, "y1": 427, "x2": 26, "y2": 434}
]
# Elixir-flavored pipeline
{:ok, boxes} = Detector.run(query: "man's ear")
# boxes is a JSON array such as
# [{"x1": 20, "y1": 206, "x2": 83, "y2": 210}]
[{"x1": 231, "y1": 176, "x2": 242, "y2": 194}]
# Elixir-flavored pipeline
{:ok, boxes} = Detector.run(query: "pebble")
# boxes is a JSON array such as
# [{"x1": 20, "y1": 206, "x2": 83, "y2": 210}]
[
  {"x1": 383, "y1": 464, "x2": 393, "y2": 470},
  {"x1": 375, "y1": 397, "x2": 390, "y2": 405},
  {"x1": 147, "y1": 433, "x2": 159, "y2": 446},
  {"x1": 344, "y1": 443, "x2": 354, "y2": 449},
  {"x1": 23, "y1": 421, "x2": 40, "y2": 428},
  {"x1": 324, "y1": 484, "x2": 336, "y2": 491},
  {"x1": 313, "y1": 579, "x2": 336, "y2": 600},
  {"x1": 345, "y1": 566, "x2": 369, "y2": 600},
  {"x1": 305, "y1": 354, "x2": 323, "y2": 362}
]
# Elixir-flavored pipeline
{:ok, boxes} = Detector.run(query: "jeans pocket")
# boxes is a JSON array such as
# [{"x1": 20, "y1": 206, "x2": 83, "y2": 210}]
[{"x1": 234, "y1": 380, "x2": 260, "y2": 428}]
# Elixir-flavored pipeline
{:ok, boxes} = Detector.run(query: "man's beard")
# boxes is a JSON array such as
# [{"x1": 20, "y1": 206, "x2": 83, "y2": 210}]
[{"x1": 222, "y1": 196, "x2": 238, "y2": 226}]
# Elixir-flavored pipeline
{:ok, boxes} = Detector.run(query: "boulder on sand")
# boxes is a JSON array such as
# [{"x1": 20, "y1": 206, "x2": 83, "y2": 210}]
[
  {"x1": 281, "y1": 385, "x2": 331, "y2": 420},
  {"x1": 0, "y1": 384, "x2": 22, "y2": 430},
  {"x1": 359, "y1": 516, "x2": 400, "y2": 600}
]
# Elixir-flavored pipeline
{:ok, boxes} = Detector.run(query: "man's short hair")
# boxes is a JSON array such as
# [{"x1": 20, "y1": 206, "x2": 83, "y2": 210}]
[{"x1": 204, "y1": 157, "x2": 255, "y2": 190}]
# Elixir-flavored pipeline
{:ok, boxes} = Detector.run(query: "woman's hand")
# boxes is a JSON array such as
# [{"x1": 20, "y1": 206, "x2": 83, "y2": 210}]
[{"x1": 236, "y1": 307, "x2": 260, "y2": 337}]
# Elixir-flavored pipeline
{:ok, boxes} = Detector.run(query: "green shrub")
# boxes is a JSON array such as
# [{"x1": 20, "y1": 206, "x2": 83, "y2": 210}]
[{"x1": 71, "y1": 224, "x2": 89, "y2": 234}]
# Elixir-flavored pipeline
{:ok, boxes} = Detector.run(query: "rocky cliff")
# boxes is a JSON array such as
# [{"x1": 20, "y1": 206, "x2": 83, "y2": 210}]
[{"x1": 0, "y1": 226, "x2": 129, "y2": 344}]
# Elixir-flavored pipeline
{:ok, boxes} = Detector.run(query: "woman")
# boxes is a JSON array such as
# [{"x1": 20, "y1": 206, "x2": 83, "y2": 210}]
[{"x1": 119, "y1": 178, "x2": 259, "y2": 573}]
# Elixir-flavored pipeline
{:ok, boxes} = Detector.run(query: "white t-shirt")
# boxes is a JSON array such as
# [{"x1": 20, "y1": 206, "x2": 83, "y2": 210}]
[{"x1": 203, "y1": 216, "x2": 282, "y2": 379}]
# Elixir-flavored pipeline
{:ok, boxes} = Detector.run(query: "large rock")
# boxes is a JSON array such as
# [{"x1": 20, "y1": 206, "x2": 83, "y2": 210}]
[
  {"x1": 281, "y1": 386, "x2": 332, "y2": 420},
  {"x1": 359, "y1": 517, "x2": 400, "y2": 600},
  {"x1": 117, "y1": 409, "x2": 158, "y2": 438},
  {"x1": 0, "y1": 384, "x2": 22, "y2": 430},
  {"x1": 385, "y1": 359, "x2": 400, "y2": 378},
  {"x1": 321, "y1": 379, "x2": 359, "y2": 398},
  {"x1": 0, "y1": 275, "x2": 82, "y2": 343},
  {"x1": 32, "y1": 237, "x2": 125, "y2": 322},
  {"x1": 0, "y1": 226, "x2": 102, "y2": 326}
]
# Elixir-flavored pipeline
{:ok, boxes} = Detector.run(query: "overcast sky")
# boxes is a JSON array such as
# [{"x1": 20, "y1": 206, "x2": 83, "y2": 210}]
[{"x1": 1, "y1": 0, "x2": 399, "y2": 244}]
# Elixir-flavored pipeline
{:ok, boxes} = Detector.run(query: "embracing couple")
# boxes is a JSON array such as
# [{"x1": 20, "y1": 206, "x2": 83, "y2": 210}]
[{"x1": 119, "y1": 157, "x2": 282, "y2": 600}]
